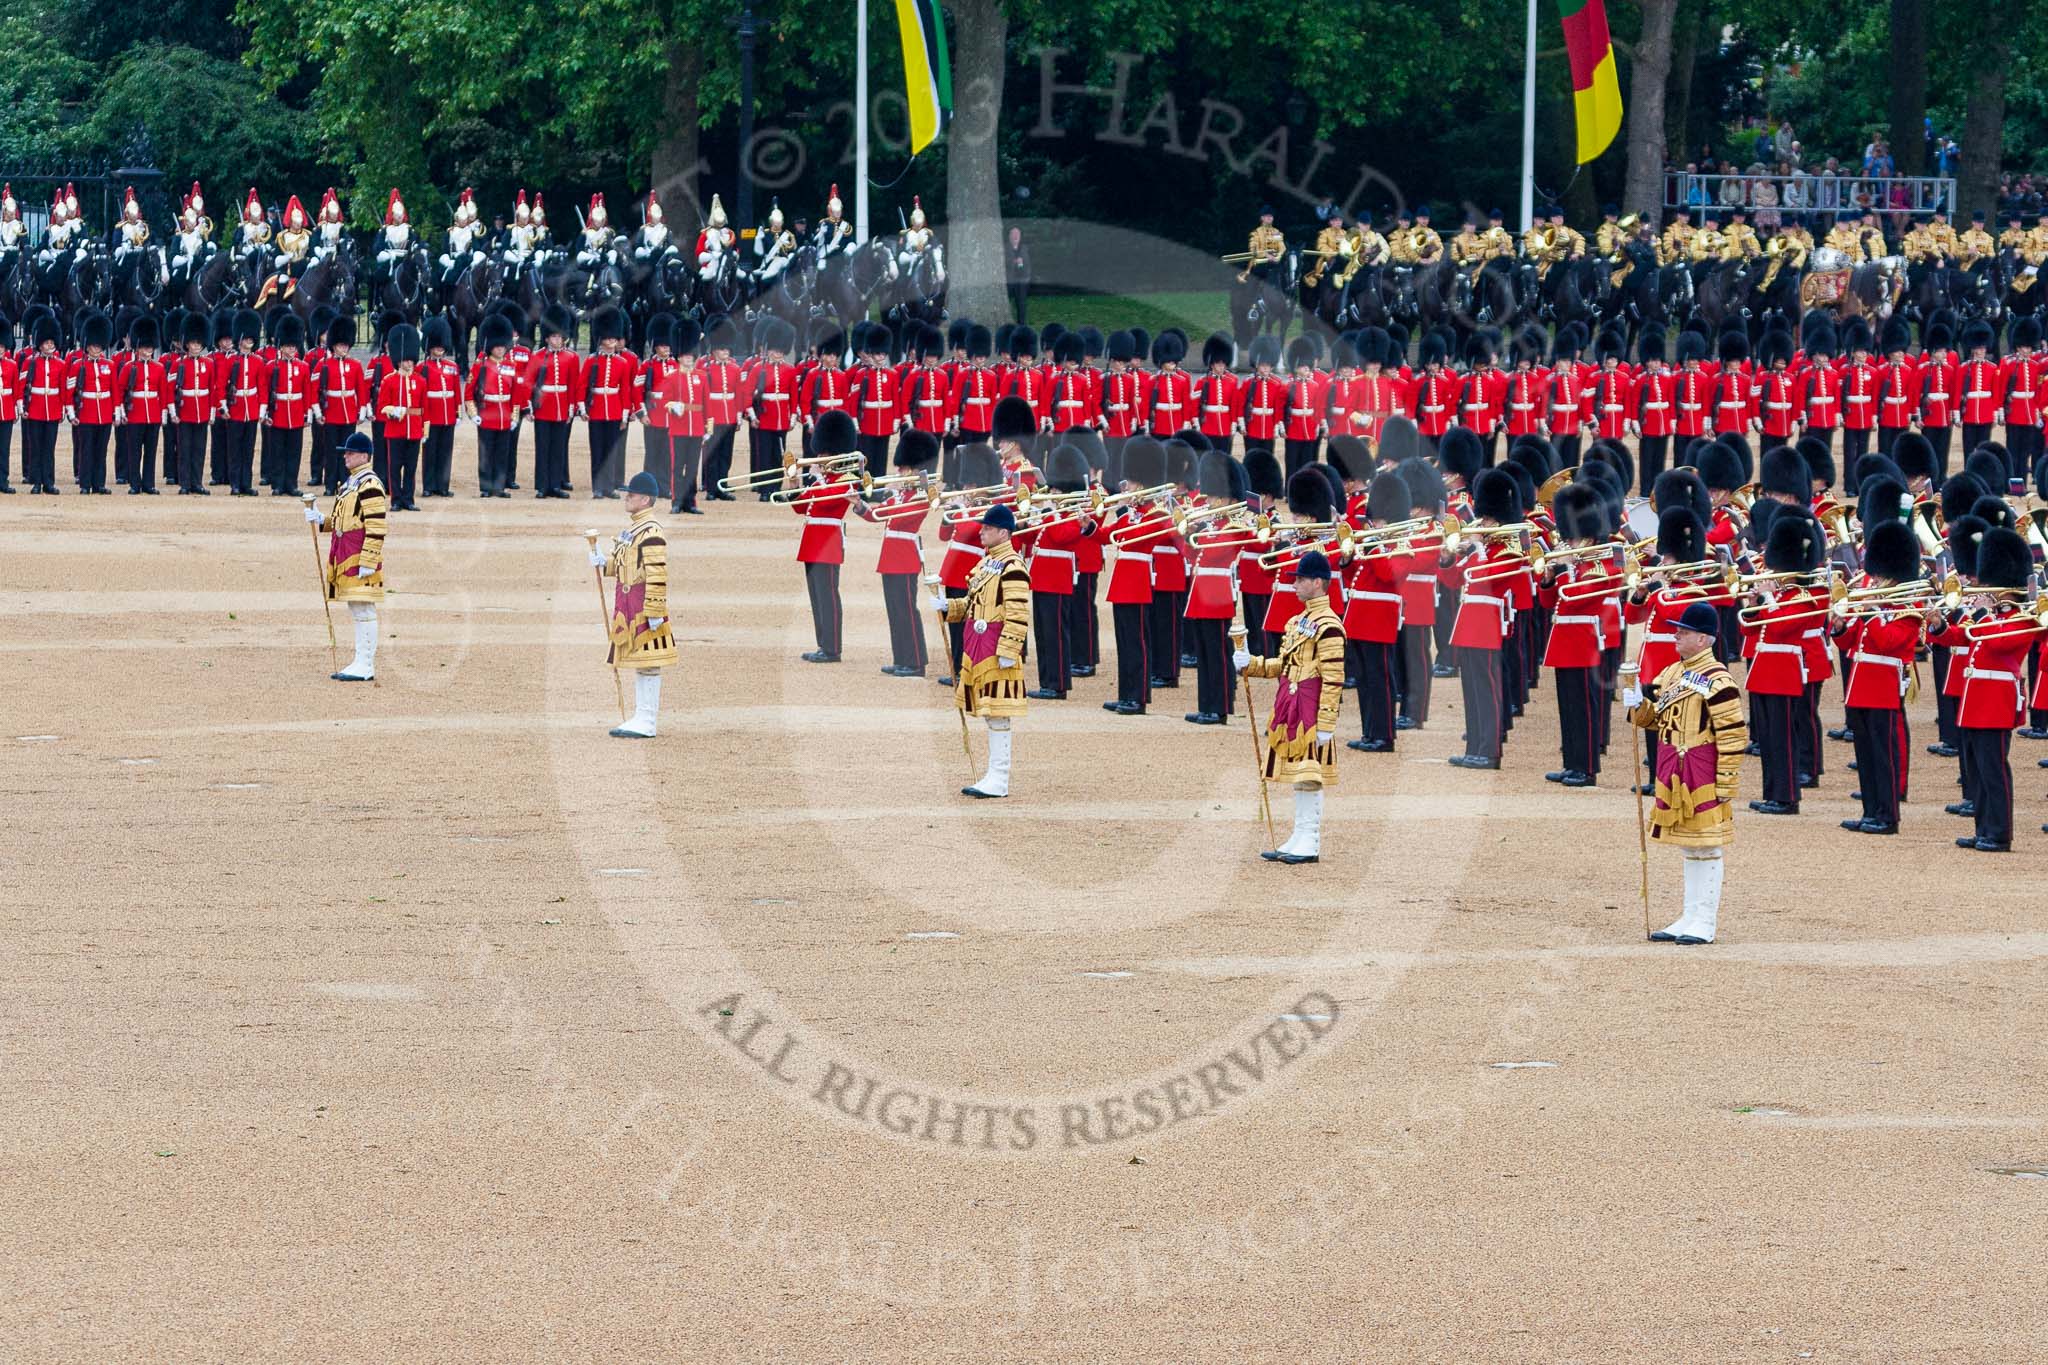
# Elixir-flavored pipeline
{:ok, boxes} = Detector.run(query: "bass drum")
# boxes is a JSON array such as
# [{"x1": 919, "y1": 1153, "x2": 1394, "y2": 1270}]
[{"x1": 1623, "y1": 497, "x2": 1662, "y2": 541}]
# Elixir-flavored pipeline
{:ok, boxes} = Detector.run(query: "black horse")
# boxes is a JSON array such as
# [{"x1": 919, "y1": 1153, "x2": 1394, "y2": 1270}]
[
  {"x1": 819, "y1": 238, "x2": 897, "y2": 335},
  {"x1": 109, "y1": 243, "x2": 168, "y2": 314},
  {"x1": 441, "y1": 255, "x2": 501, "y2": 366},
  {"x1": 178, "y1": 247, "x2": 242, "y2": 315},
  {"x1": 1228, "y1": 248, "x2": 1300, "y2": 350},
  {"x1": 882, "y1": 245, "x2": 947, "y2": 333},
  {"x1": 371, "y1": 243, "x2": 430, "y2": 331},
  {"x1": 289, "y1": 246, "x2": 356, "y2": 327}
]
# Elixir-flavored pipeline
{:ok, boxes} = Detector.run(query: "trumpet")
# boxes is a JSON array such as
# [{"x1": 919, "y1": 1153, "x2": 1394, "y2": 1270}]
[
  {"x1": 1254, "y1": 521, "x2": 1356, "y2": 569},
  {"x1": 1442, "y1": 519, "x2": 1536, "y2": 555},
  {"x1": 1730, "y1": 481, "x2": 1762, "y2": 513},
  {"x1": 1736, "y1": 567, "x2": 1835, "y2": 592},
  {"x1": 1534, "y1": 540, "x2": 1627, "y2": 575},
  {"x1": 1738, "y1": 577, "x2": 1850, "y2": 627},
  {"x1": 1189, "y1": 512, "x2": 1275, "y2": 552},
  {"x1": 719, "y1": 452, "x2": 858, "y2": 493},
  {"x1": 1830, "y1": 574, "x2": 1962, "y2": 619},
  {"x1": 1176, "y1": 499, "x2": 1250, "y2": 531},
  {"x1": 1954, "y1": 597, "x2": 2048, "y2": 643},
  {"x1": 1626, "y1": 558, "x2": 1738, "y2": 596},
  {"x1": 1350, "y1": 515, "x2": 1439, "y2": 547},
  {"x1": 1464, "y1": 546, "x2": 1539, "y2": 585},
  {"x1": 860, "y1": 470, "x2": 937, "y2": 496}
]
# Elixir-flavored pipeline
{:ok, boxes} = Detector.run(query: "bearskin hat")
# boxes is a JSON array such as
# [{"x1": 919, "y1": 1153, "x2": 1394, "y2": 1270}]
[
  {"x1": 1201, "y1": 332, "x2": 1234, "y2": 370},
  {"x1": 1759, "y1": 444, "x2": 1809, "y2": 502},
  {"x1": 1801, "y1": 323, "x2": 1836, "y2": 362},
  {"x1": 1508, "y1": 437, "x2": 1555, "y2": 484},
  {"x1": 1657, "y1": 506, "x2": 1704, "y2": 562},
  {"x1": 1970, "y1": 495, "x2": 2019, "y2": 532},
  {"x1": 1419, "y1": 332, "x2": 1449, "y2": 370},
  {"x1": 643, "y1": 313, "x2": 675, "y2": 356},
  {"x1": 79, "y1": 310, "x2": 112, "y2": 351},
  {"x1": 1331, "y1": 334, "x2": 1359, "y2": 371},
  {"x1": 1962, "y1": 319, "x2": 1997, "y2": 356},
  {"x1": 1500, "y1": 460, "x2": 1537, "y2": 520},
  {"x1": 1121, "y1": 436, "x2": 1165, "y2": 488},
  {"x1": 1244, "y1": 446, "x2": 1284, "y2": 500},
  {"x1": 1471, "y1": 467, "x2": 1521, "y2": 524},
  {"x1": 1552, "y1": 482, "x2": 1605, "y2": 541},
  {"x1": 1197, "y1": 450, "x2": 1236, "y2": 500},
  {"x1": 1378, "y1": 415, "x2": 1420, "y2": 467},
  {"x1": 1465, "y1": 331, "x2": 1498, "y2": 367},
  {"x1": 1286, "y1": 333, "x2": 1322, "y2": 372},
  {"x1": 1078, "y1": 326, "x2": 1106, "y2": 361},
  {"x1": 385, "y1": 323, "x2": 421, "y2": 364},
  {"x1": 1697, "y1": 441, "x2": 1745, "y2": 493},
  {"x1": 1397, "y1": 456, "x2": 1444, "y2": 513},
  {"x1": 1652, "y1": 469, "x2": 1712, "y2": 524},
  {"x1": 128, "y1": 314, "x2": 159, "y2": 351},
  {"x1": 672, "y1": 316, "x2": 702, "y2": 356},
  {"x1": 812, "y1": 409, "x2": 859, "y2": 457},
  {"x1": 1965, "y1": 448, "x2": 2010, "y2": 497},
  {"x1": 1636, "y1": 326, "x2": 1666, "y2": 366},
  {"x1": 1106, "y1": 330, "x2": 1137, "y2": 364},
  {"x1": 1365, "y1": 470, "x2": 1409, "y2": 524},
  {"x1": 1148, "y1": 330, "x2": 1185, "y2": 367},
  {"x1": 276, "y1": 313, "x2": 307, "y2": 351},
  {"x1": 1551, "y1": 322, "x2": 1583, "y2": 364},
  {"x1": 1594, "y1": 327, "x2": 1627, "y2": 365},
  {"x1": 1938, "y1": 471, "x2": 1987, "y2": 524},
  {"x1": 1325, "y1": 435, "x2": 1368, "y2": 483},
  {"x1": 1053, "y1": 331, "x2": 1086, "y2": 367},
  {"x1": 1947, "y1": 514, "x2": 1989, "y2": 578},
  {"x1": 323, "y1": 313, "x2": 354, "y2": 349},
  {"x1": 895, "y1": 429, "x2": 940, "y2": 472},
  {"x1": 1010, "y1": 325, "x2": 1038, "y2": 360},
  {"x1": 1976, "y1": 526, "x2": 2031, "y2": 589},
  {"x1": 421, "y1": 315, "x2": 453, "y2": 355},
  {"x1": 1856, "y1": 476, "x2": 1909, "y2": 534},
  {"x1": 584, "y1": 305, "x2": 622, "y2": 346},
  {"x1": 1862, "y1": 519, "x2": 1920, "y2": 583},
  {"x1": 1314, "y1": 461, "x2": 1347, "y2": 511},
  {"x1": 1286, "y1": 466, "x2": 1334, "y2": 521},
  {"x1": 1888, "y1": 430, "x2": 1935, "y2": 483},
  {"x1": 1127, "y1": 326, "x2": 1154, "y2": 363},
  {"x1": 955, "y1": 442, "x2": 1001, "y2": 488},
  {"x1": 2012, "y1": 316, "x2": 2042, "y2": 351},
  {"x1": 1757, "y1": 331, "x2": 1794, "y2": 369},
  {"x1": 1437, "y1": 425, "x2": 1484, "y2": 483},
  {"x1": 1879, "y1": 317, "x2": 1911, "y2": 355},
  {"x1": 1062, "y1": 428, "x2": 1108, "y2": 477},
  {"x1": 991, "y1": 395, "x2": 1037, "y2": 447},
  {"x1": 1794, "y1": 435, "x2": 1834, "y2": 492},
  {"x1": 1046, "y1": 443, "x2": 1091, "y2": 493},
  {"x1": 1362, "y1": 326, "x2": 1393, "y2": 369},
  {"x1": 1039, "y1": 321, "x2": 1067, "y2": 355},
  {"x1": 1160, "y1": 439, "x2": 1197, "y2": 491},
  {"x1": 1763, "y1": 510, "x2": 1824, "y2": 573},
  {"x1": 1248, "y1": 335, "x2": 1281, "y2": 371}
]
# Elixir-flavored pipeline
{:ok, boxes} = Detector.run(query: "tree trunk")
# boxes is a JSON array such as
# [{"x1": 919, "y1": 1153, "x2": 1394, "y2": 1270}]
[
  {"x1": 652, "y1": 38, "x2": 704, "y2": 238},
  {"x1": 1624, "y1": 0, "x2": 1680, "y2": 228},
  {"x1": 1664, "y1": 0, "x2": 1699, "y2": 163},
  {"x1": 1956, "y1": 37, "x2": 2009, "y2": 223},
  {"x1": 943, "y1": 0, "x2": 1011, "y2": 324},
  {"x1": 1886, "y1": 0, "x2": 1928, "y2": 178}
]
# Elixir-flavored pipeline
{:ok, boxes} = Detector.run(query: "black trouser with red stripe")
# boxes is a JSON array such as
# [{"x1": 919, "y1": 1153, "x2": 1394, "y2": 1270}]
[
  {"x1": 1797, "y1": 679, "x2": 1824, "y2": 780},
  {"x1": 804, "y1": 561, "x2": 842, "y2": 656},
  {"x1": 265, "y1": 426, "x2": 304, "y2": 492},
  {"x1": 1242, "y1": 594, "x2": 1271, "y2": 656},
  {"x1": 1458, "y1": 646, "x2": 1502, "y2": 760},
  {"x1": 881, "y1": 571, "x2": 927, "y2": 673},
  {"x1": 667, "y1": 433, "x2": 702, "y2": 508},
  {"x1": 1931, "y1": 646, "x2": 1960, "y2": 747},
  {"x1": 1636, "y1": 434, "x2": 1669, "y2": 497},
  {"x1": 124, "y1": 425, "x2": 162, "y2": 490},
  {"x1": 1842, "y1": 427, "x2": 1872, "y2": 489},
  {"x1": 1113, "y1": 603, "x2": 1150, "y2": 708},
  {"x1": 1354, "y1": 639, "x2": 1396, "y2": 745},
  {"x1": 422, "y1": 423, "x2": 454, "y2": 495},
  {"x1": 1555, "y1": 666, "x2": 1599, "y2": 776},
  {"x1": 174, "y1": 422, "x2": 208, "y2": 491},
  {"x1": 1284, "y1": 438, "x2": 1321, "y2": 478},
  {"x1": 1064, "y1": 572, "x2": 1099, "y2": 671},
  {"x1": 387, "y1": 437, "x2": 421, "y2": 509},
  {"x1": 1399, "y1": 624, "x2": 1433, "y2": 725},
  {"x1": 701, "y1": 424, "x2": 738, "y2": 494},
  {"x1": 1847, "y1": 705, "x2": 1902, "y2": 825},
  {"x1": 1189, "y1": 617, "x2": 1231, "y2": 717},
  {"x1": 587, "y1": 418, "x2": 625, "y2": 496},
  {"x1": 1034, "y1": 591, "x2": 1070, "y2": 696},
  {"x1": 478, "y1": 427, "x2": 513, "y2": 494},
  {"x1": 1753, "y1": 692, "x2": 1800, "y2": 807},
  {"x1": 1147, "y1": 593, "x2": 1183, "y2": 685},
  {"x1": 220, "y1": 419, "x2": 258, "y2": 494},
  {"x1": 1597, "y1": 642, "x2": 1622, "y2": 752},
  {"x1": 1962, "y1": 423, "x2": 1994, "y2": 468},
  {"x1": 73, "y1": 424, "x2": 110, "y2": 493},
  {"x1": 1960, "y1": 726, "x2": 2013, "y2": 846},
  {"x1": 532, "y1": 418, "x2": 571, "y2": 492}
]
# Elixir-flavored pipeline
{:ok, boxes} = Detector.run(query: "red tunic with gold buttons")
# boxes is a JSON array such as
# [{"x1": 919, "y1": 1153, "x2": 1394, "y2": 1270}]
[
  {"x1": 376, "y1": 369, "x2": 427, "y2": 440},
  {"x1": 1193, "y1": 372, "x2": 1241, "y2": 442},
  {"x1": 791, "y1": 473, "x2": 857, "y2": 564},
  {"x1": 1140, "y1": 367, "x2": 1184, "y2": 436},
  {"x1": 267, "y1": 356, "x2": 312, "y2": 429},
  {"x1": 420, "y1": 357, "x2": 461, "y2": 427},
  {"x1": 583, "y1": 351, "x2": 639, "y2": 422}
]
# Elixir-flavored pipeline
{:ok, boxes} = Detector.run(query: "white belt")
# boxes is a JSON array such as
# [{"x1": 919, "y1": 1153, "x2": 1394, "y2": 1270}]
[
  {"x1": 1765, "y1": 402, "x2": 1791, "y2": 410},
  {"x1": 1883, "y1": 396, "x2": 1912, "y2": 406},
  {"x1": 917, "y1": 399, "x2": 944, "y2": 408},
  {"x1": 82, "y1": 391, "x2": 108, "y2": 400},
  {"x1": 1853, "y1": 653, "x2": 1904, "y2": 670},
  {"x1": 1966, "y1": 390, "x2": 1992, "y2": 399},
  {"x1": 1965, "y1": 668, "x2": 2017, "y2": 683},
  {"x1": 1251, "y1": 407, "x2": 1273, "y2": 415},
  {"x1": 712, "y1": 391, "x2": 735, "y2": 400},
  {"x1": 482, "y1": 394, "x2": 510, "y2": 403},
  {"x1": 1716, "y1": 401, "x2": 1745, "y2": 410},
  {"x1": 816, "y1": 398, "x2": 844, "y2": 407},
  {"x1": 1510, "y1": 402, "x2": 1535, "y2": 411},
  {"x1": 1554, "y1": 613, "x2": 1601, "y2": 627},
  {"x1": 1643, "y1": 401, "x2": 1669, "y2": 409},
  {"x1": 1202, "y1": 405, "x2": 1230, "y2": 413},
  {"x1": 762, "y1": 392, "x2": 788, "y2": 401},
  {"x1": 238, "y1": 387, "x2": 262, "y2": 398},
  {"x1": 1351, "y1": 590, "x2": 1400, "y2": 604},
  {"x1": 29, "y1": 386, "x2": 60, "y2": 396},
  {"x1": 949, "y1": 544, "x2": 985, "y2": 560},
  {"x1": 1421, "y1": 404, "x2": 1445, "y2": 413},
  {"x1": 135, "y1": 390, "x2": 159, "y2": 399},
  {"x1": 180, "y1": 388, "x2": 205, "y2": 397},
  {"x1": 1107, "y1": 403, "x2": 1129, "y2": 412},
  {"x1": 1194, "y1": 566, "x2": 1234, "y2": 579},
  {"x1": 1405, "y1": 573, "x2": 1436, "y2": 585},
  {"x1": 1155, "y1": 401, "x2": 1183, "y2": 411},
  {"x1": 1845, "y1": 395, "x2": 1872, "y2": 403},
  {"x1": 1035, "y1": 548, "x2": 1075, "y2": 562},
  {"x1": 1756, "y1": 643, "x2": 1803, "y2": 655},
  {"x1": 883, "y1": 529, "x2": 920, "y2": 541},
  {"x1": 804, "y1": 517, "x2": 843, "y2": 529},
  {"x1": 593, "y1": 386, "x2": 619, "y2": 395},
  {"x1": 1643, "y1": 630, "x2": 1676, "y2": 644},
  {"x1": 278, "y1": 391, "x2": 302, "y2": 400},
  {"x1": 962, "y1": 397, "x2": 990, "y2": 407},
  {"x1": 862, "y1": 400, "x2": 891, "y2": 408},
  {"x1": 1465, "y1": 593, "x2": 1504, "y2": 608},
  {"x1": 541, "y1": 384, "x2": 567, "y2": 393}
]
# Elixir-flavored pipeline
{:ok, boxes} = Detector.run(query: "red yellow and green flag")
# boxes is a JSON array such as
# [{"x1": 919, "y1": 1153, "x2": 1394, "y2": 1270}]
[{"x1": 1557, "y1": 0, "x2": 1622, "y2": 163}]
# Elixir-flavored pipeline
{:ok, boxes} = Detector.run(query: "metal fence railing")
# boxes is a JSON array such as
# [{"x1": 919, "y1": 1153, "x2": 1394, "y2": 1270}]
[{"x1": 1661, "y1": 173, "x2": 1957, "y2": 221}]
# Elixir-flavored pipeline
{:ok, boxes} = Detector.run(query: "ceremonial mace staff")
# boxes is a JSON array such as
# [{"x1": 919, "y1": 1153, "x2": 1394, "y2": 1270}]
[
  {"x1": 1230, "y1": 624, "x2": 1276, "y2": 847},
  {"x1": 300, "y1": 493, "x2": 338, "y2": 675},
  {"x1": 583, "y1": 530, "x2": 627, "y2": 721},
  {"x1": 924, "y1": 573, "x2": 975, "y2": 774},
  {"x1": 1618, "y1": 656, "x2": 1651, "y2": 939}
]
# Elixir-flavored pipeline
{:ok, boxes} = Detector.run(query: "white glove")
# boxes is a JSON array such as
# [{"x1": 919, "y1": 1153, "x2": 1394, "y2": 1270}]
[
  {"x1": 1316, "y1": 731, "x2": 1334, "y2": 745},
  {"x1": 1622, "y1": 686, "x2": 1643, "y2": 709},
  {"x1": 997, "y1": 656, "x2": 1016, "y2": 670},
  {"x1": 1232, "y1": 649, "x2": 1252, "y2": 670},
  {"x1": 303, "y1": 505, "x2": 322, "y2": 524},
  {"x1": 355, "y1": 564, "x2": 375, "y2": 578},
  {"x1": 588, "y1": 548, "x2": 606, "y2": 568},
  {"x1": 647, "y1": 617, "x2": 665, "y2": 630},
  {"x1": 928, "y1": 596, "x2": 947, "y2": 615}
]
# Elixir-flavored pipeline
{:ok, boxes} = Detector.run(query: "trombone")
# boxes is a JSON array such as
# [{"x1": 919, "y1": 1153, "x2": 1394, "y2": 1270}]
[
  {"x1": 1625, "y1": 558, "x2": 1738, "y2": 596},
  {"x1": 720, "y1": 452, "x2": 858, "y2": 493},
  {"x1": 1736, "y1": 567, "x2": 1835, "y2": 592},
  {"x1": 1534, "y1": 540, "x2": 1627, "y2": 575},
  {"x1": 1254, "y1": 521, "x2": 1357, "y2": 569},
  {"x1": 1738, "y1": 577, "x2": 1849, "y2": 627},
  {"x1": 1440, "y1": 518, "x2": 1535, "y2": 554},
  {"x1": 1189, "y1": 512, "x2": 1275, "y2": 553},
  {"x1": 1960, "y1": 597, "x2": 2048, "y2": 643},
  {"x1": 860, "y1": 469, "x2": 938, "y2": 498}
]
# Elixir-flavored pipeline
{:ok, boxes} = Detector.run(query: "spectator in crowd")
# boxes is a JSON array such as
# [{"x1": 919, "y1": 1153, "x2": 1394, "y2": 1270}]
[
  {"x1": 1753, "y1": 167, "x2": 1782, "y2": 229},
  {"x1": 1684, "y1": 164, "x2": 1707, "y2": 210},
  {"x1": 1005, "y1": 224, "x2": 1031, "y2": 324},
  {"x1": 1783, "y1": 164, "x2": 1810, "y2": 217},
  {"x1": 1863, "y1": 139, "x2": 1895, "y2": 179},
  {"x1": 1774, "y1": 122, "x2": 1800, "y2": 167},
  {"x1": 1814, "y1": 159, "x2": 1842, "y2": 211},
  {"x1": 1718, "y1": 162, "x2": 1747, "y2": 210}
]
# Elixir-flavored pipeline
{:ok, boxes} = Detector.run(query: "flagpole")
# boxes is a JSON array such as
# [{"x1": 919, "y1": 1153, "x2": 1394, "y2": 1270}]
[
  {"x1": 856, "y1": 0, "x2": 870, "y2": 246},
  {"x1": 1520, "y1": 0, "x2": 1537, "y2": 233}
]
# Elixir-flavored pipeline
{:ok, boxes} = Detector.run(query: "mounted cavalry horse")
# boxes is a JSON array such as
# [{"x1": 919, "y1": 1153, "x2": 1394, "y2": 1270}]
[{"x1": 1228, "y1": 246, "x2": 1300, "y2": 349}]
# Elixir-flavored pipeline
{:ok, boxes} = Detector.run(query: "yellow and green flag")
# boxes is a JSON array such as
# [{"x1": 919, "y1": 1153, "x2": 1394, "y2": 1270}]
[
  {"x1": 1557, "y1": 0, "x2": 1622, "y2": 163},
  {"x1": 894, "y1": 0, "x2": 953, "y2": 155}
]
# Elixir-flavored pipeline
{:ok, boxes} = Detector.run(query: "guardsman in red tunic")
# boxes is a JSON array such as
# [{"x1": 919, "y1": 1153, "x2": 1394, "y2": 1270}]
[
  {"x1": 1278, "y1": 335, "x2": 1329, "y2": 476},
  {"x1": 1099, "y1": 330, "x2": 1148, "y2": 472},
  {"x1": 1709, "y1": 333, "x2": 1753, "y2": 439},
  {"x1": 1193, "y1": 334, "x2": 1241, "y2": 446},
  {"x1": 0, "y1": 331, "x2": 18, "y2": 493},
  {"x1": 64, "y1": 312, "x2": 116, "y2": 495},
  {"x1": 1001, "y1": 326, "x2": 1051, "y2": 431},
  {"x1": 1239, "y1": 449, "x2": 1285, "y2": 655},
  {"x1": 1838, "y1": 319, "x2": 1881, "y2": 475},
  {"x1": 1624, "y1": 506, "x2": 1708, "y2": 789},
  {"x1": 263, "y1": 314, "x2": 312, "y2": 495},
  {"x1": 1671, "y1": 331, "x2": 1713, "y2": 446},
  {"x1": 1390, "y1": 455, "x2": 1445, "y2": 727},
  {"x1": 695, "y1": 316, "x2": 744, "y2": 500},
  {"x1": 634, "y1": 314, "x2": 680, "y2": 496},
  {"x1": 1588, "y1": 346, "x2": 1636, "y2": 448},
  {"x1": 1412, "y1": 335, "x2": 1459, "y2": 446},
  {"x1": 1457, "y1": 335, "x2": 1508, "y2": 465},
  {"x1": 1538, "y1": 485, "x2": 1621, "y2": 785},
  {"x1": 1833, "y1": 520, "x2": 1922, "y2": 834},
  {"x1": 1753, "y1": 332, "x2": 1799, "y2": 443},
  {"x1": 115, "y1": 316, "x2": 171, "y2": 493},
  {"x1": 1342, "y1": 470, "x2": 1414, "y2": 752},
  {"x1": 949, "y1": 324, "x2": 1001, "y2": 471},
  {"x1": 740, "y1": 315, "x2": 798, "y2": 499},
  {"x1": 213, "y1": 310, "x2": 266, "y2": 496},
  {"x1": 524, "y1": 305, "x2": 582, "y2": 497},
  {"x1": 1918, "y1": 323, "x2": 1959, "y2": 469},
  {"x1": 1017, "y1": 442, "x2": 1095, "y2": 700},
  {"x1": 374, "y1": 324, "x2": 427, "y2": 511},
  {"x1": 465, "y1": 314, "x2": 526, "y2": 498},
  {"x1": 1544, "y1": 327, "x2": 1590, "y2": 465},
  {"x1": 1794, "y1": 329, "x2": 1841, "y2": 475},
  {"x1": 1181, "y1": 451, "x2": 1249, "y2": 724},
  {"x1": 1502, "y1": 328, "x2": 1548, "y2": 445},
  {"x1": 860, "y1": 428, "x2": 939, "y2": 677},
  {"x1": 1240, "y1": 336, "x2": 1286, "y2": 455},
  {"x1": 1137, "y1": 332, "x2": 1183, "y2": 448},
  {"x1": 789, "y1": 409, "x2": 861, "y2": 662},
  {"x1": 1957, "y1": 320, "x2": 2005, "y2": 458},
  {"x1": 1048, "y1": 332, "x2": 1096, "y2": 433},
  {"x1": 1632, "y1": 328, "x2": 1676, "y2": 494},
  {"x1": 1874, "y1": 319, "x2": 1924, "y2": 465},
  {"x1": 1443, "y1": 468, "x2": 1524, "y2": 768},
  {"x1": 1744, "y1": 512, "x2": 1826, "y2": 815},
  {"x1": 311, "y1": 314, "x2": 368, "y2": 494},
  {"x1": 654, "y1": 317, "x2": 706, "y2": 513},
  {"x1": 1929, "y1": 527, "x2": 2043, "y2": 851},
  {"x1": 167, "y1": 312, "x2": 217, "y2": 494},
  {"x1": 415, "y1": 317, "x2": 461, "y2": 498},
  {"x1": 2001, "y1": 315, "x2": 2045, "y2": 486},
  {"x1": 1102, "y1": 436, "x2": 1173, "y2": 714},
  {"x1": 581, "y1": 305, "x2": 638, "y2": 499},
  {"x1": 847, "y1": 321, "x2": 901, "y2": 475},
  {"x1": 902, "y1": 324, "x2": 954, "y2": 448}
]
